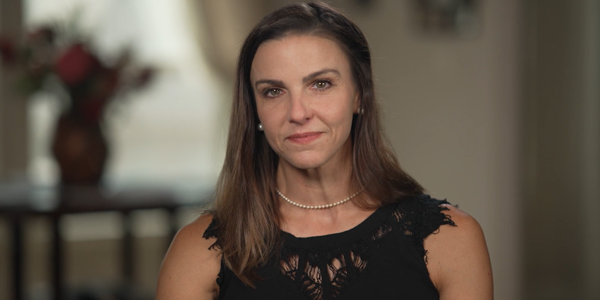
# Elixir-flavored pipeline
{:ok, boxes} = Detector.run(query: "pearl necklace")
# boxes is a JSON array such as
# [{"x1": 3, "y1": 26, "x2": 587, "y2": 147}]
[{"x1": 275, "y1": 188, "x2": 363, "y2": 210}]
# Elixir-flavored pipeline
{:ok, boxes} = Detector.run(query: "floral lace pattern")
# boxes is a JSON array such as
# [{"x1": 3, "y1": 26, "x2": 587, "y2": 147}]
[
  {"x1": 203, "y1": 194, "x2": 455, "y2": 300},
  {"x1": 393, "y1": 195, "x2": 455, "y2": 263},
  {"x1": 278, "y1": 223, "x2": 393, "y2": 300}
]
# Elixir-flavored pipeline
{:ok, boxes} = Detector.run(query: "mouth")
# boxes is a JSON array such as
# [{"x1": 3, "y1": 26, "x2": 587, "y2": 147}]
[{"x1": 286, "y1": 132, "x2": 322, "y2": 144}]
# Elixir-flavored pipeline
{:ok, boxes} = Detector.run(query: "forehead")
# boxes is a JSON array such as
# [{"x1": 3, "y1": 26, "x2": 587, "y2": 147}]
[{"x1": 250, "y1": 34, "x2": 351, "y2": 80}]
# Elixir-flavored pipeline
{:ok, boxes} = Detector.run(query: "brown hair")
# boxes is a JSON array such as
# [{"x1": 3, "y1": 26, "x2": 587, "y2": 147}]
[{"x1": 211, "y1": 1, "x2": 423, "y2": 286}]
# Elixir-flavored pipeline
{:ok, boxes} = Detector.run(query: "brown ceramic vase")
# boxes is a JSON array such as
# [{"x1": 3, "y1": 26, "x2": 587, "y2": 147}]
[{"x1": 51, "y1": 114, "x2": 108, "y2": 185}]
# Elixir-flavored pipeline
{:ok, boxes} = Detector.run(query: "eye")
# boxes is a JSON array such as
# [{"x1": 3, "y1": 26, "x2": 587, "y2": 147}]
[
  {"x1": 263, "y1": 88, "x2": 282, "y2": 98},
  {"x1": 313, "y1": 80, "x2": 332, "y2": 91}
]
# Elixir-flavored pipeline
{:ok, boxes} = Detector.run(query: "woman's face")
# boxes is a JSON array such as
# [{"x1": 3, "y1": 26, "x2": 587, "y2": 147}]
[{"x1": 251, "y1": 34, "x2": 359, "y2": 171}]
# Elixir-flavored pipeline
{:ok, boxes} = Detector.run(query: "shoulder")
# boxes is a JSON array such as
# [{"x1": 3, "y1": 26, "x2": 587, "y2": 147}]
[
  {"x1": 393, "y1": 194, "x2": 456, "y2": 258},
  {"x1": 424, "y1": 205, "x2": 493, "y2": 300},
  {"x1": 156, "y1": 214, "x2": 221, "y2": 300}
]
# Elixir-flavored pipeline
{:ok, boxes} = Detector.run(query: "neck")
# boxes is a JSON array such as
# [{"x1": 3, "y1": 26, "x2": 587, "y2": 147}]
[{"x1": 276, "y1": 160, "x2": 355, "y2": 208}]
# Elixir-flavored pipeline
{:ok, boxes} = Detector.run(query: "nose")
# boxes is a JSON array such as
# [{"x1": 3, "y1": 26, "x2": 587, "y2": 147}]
[{"x1": 288, "y1": 92, "x2": 312, "y2": 125}]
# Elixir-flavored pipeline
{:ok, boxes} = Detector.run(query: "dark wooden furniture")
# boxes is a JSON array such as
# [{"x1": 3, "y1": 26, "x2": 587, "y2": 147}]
[{"x1": 0, "y1": 186, "x2": 188, "y2": 300}]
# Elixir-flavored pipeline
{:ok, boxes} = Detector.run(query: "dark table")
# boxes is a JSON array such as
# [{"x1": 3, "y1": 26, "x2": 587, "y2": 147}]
[{"x1": 0, "y1": 185, "x2": 191, "y2": 300}]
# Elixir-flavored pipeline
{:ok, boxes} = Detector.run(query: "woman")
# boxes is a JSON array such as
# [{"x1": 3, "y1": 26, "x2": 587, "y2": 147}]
[{"x1": 156, "y1": 2, "x2": 492, "y2": 300}]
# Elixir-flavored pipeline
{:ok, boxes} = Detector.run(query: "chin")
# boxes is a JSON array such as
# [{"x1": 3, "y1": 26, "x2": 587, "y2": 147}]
[{"x1": 281, "y1": 154, "x2": 328, "y2": 170}]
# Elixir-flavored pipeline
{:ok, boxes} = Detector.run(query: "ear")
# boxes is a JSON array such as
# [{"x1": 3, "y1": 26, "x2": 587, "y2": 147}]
[{"x1": 353, "y1": 93, "x2": 361, "y2": 114}]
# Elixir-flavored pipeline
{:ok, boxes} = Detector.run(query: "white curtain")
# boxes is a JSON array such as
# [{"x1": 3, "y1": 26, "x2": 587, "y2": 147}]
[{"x1": 189, "y1": 0, "x2": 276, "y2": 80}]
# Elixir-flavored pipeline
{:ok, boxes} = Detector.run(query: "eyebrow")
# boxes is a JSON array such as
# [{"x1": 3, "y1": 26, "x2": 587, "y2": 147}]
[
  {"x1": 302, "y1": 68, "x2": 340, "y2": 83},
  {"x1": 253, "y1": 68, "x2": 341, "y2": 90},
  {"x1": 254, "y1": 79, "x2": 284, "y2": 90}
]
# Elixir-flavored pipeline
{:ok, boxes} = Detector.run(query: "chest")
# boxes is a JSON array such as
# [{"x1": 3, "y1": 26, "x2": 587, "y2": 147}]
[
  {"x1": 280, "y1": 209, "x2": 377, "y2": 238},
  {"x1": 217, "y1": 227, "x2": 439, "y2": 300}
]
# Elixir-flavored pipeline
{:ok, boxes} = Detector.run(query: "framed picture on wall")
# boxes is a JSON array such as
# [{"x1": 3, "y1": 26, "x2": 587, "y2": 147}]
[{"x1": 412, "y1": 0, "x2": 481, "y2": 37}]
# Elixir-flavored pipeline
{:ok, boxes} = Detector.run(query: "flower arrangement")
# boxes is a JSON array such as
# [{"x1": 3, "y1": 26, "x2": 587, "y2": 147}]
[
  {"x1": 0, "y1": 24, "x2": 155, "y2": 124},
  {"x1": 1, "y1": 24, "x2": 156, "y2": 185}
]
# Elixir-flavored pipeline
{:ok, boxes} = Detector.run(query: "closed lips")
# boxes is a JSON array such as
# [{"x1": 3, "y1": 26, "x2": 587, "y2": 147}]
[{"x1": 286, "y1": 132, "x2": 322, "y2": 143}]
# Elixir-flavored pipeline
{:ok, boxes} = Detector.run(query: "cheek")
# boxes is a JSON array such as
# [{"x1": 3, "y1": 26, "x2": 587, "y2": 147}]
[
  {"x1": 256, "y1": 111, "x2": 283, "y2": 149},
  {"x1": 262, "y1": 127, "x2": 278, "y2": 144},
  {"x1": 262, "y1": 130, "x2": 287, "y2": 159},
  {"x1": 257, "y1": 107, "x2": 281, "y2": 131},
  {"x1": 255, "y1": 100, "x2": 271, "y2": 127},
  {"x1": 326, "y1": 95, "x2": 357, "y2": 125}
]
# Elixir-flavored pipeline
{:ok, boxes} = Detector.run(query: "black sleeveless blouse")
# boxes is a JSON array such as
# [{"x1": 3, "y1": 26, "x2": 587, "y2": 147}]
[{"x1": 203, "y1": 194, "x2": 455, "y2": 300}]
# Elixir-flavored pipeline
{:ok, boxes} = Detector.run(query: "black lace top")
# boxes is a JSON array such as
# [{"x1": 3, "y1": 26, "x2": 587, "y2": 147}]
[{"x1": 203, "y1": 194, "x2": 455, "y2": 300}]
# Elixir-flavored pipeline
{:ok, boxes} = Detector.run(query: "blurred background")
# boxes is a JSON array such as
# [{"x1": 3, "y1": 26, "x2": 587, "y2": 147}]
[{"x1": 0, "y1": 0, "x2": 598, "y2": 299}]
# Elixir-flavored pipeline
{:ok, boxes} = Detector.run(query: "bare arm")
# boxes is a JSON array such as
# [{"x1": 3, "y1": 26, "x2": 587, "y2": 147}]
[
  {"x1": 156, "y1": 214, "x2": 221, "y2": 300},
  {"x1": 425, "y1": 205, "x2": 494, "y2": 300}
]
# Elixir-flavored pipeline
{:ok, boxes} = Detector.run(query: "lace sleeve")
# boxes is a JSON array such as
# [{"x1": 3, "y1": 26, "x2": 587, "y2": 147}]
[
  {"x1": 202, "y1": 217, "x2": 221, "y2": 250},
  {"x1": 201, "y1": 217, "x2": 227, "y2": 288},
  {"x1": 394, "y1": 194, "x2": 456, "y2": 263}
]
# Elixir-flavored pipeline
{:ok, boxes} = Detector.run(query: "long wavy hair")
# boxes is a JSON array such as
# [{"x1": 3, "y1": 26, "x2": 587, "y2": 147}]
[{"x1": 211, "y1": 1, "x2": 424, "y2": 286}]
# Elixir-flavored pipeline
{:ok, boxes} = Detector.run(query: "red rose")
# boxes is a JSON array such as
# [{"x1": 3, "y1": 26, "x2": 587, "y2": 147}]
[{"x1": 55, "y1": 43, "x2": 100, "y2": 87}]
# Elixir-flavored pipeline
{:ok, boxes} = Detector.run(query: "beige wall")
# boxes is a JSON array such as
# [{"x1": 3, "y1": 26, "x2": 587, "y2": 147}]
[{"x1": 524, "y1": 1, "x2": 600, "y2": 299}]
